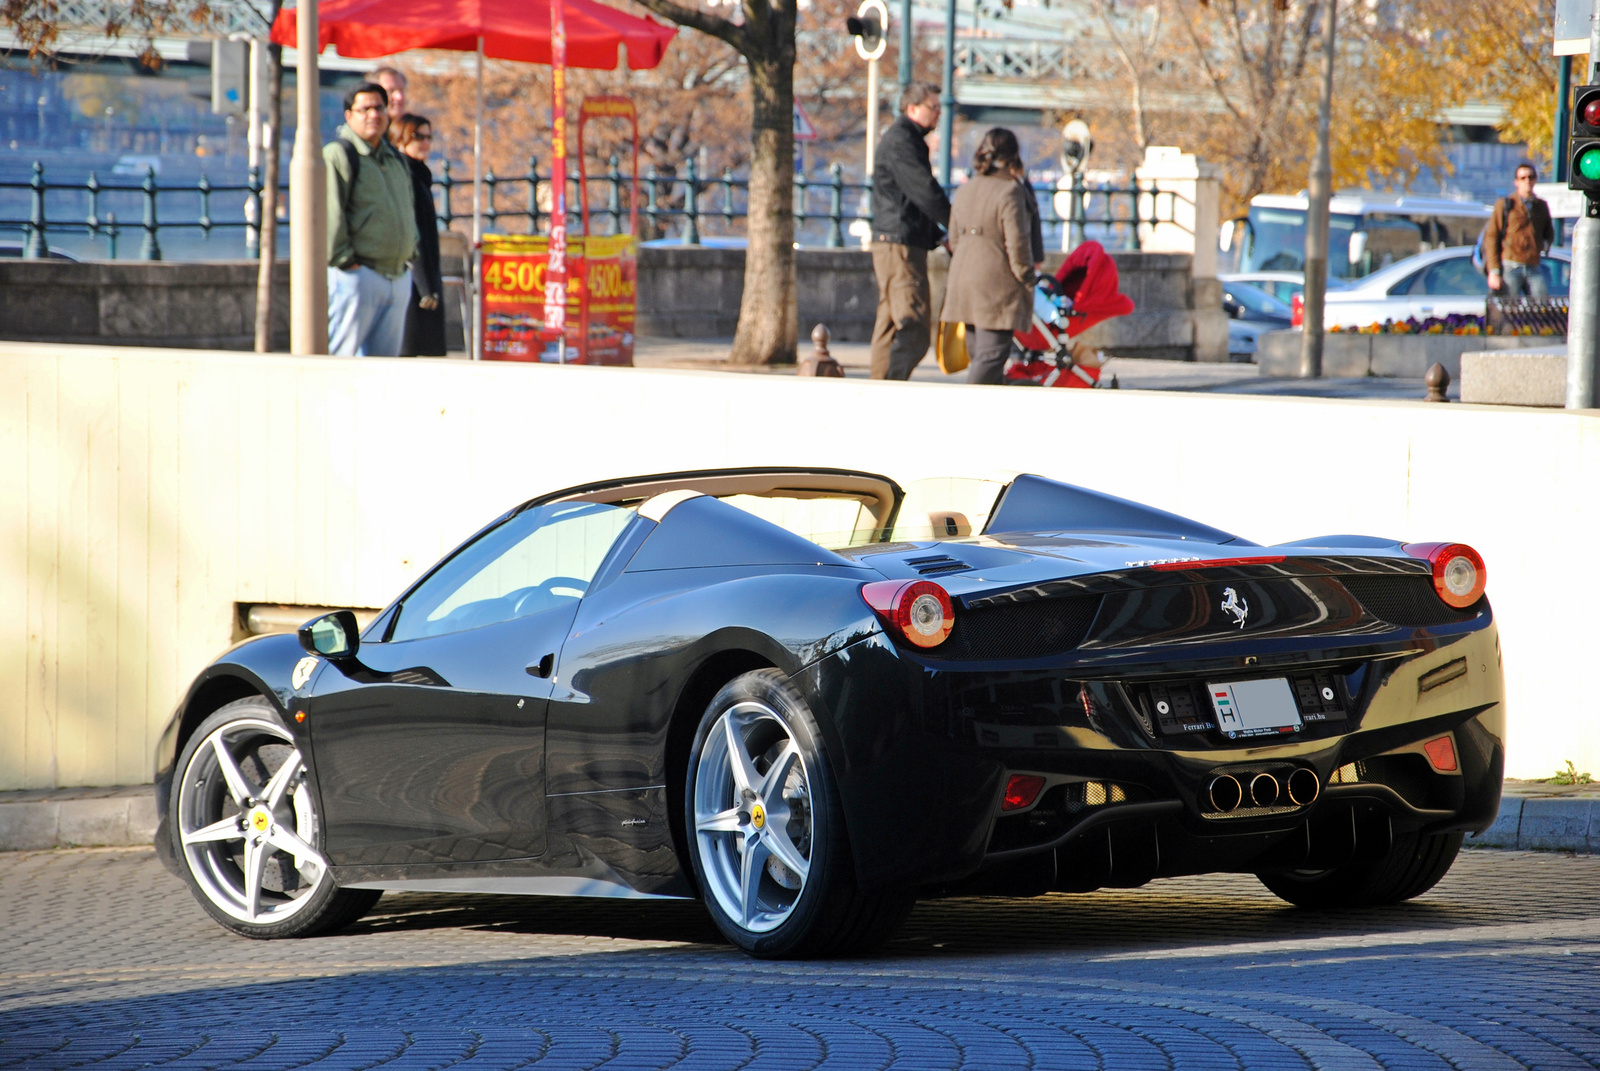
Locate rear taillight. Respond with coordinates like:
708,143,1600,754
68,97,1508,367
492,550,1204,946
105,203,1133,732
1290,292,1304,327
861,579,955,648
1403,542,1487,609
1001,774,1046,812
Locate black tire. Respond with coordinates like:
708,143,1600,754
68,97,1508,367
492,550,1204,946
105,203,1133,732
1257,830,1464,909
684,669,912,958
170,696,380,939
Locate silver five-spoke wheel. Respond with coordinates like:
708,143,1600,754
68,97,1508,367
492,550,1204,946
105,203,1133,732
176,711,328,926
693,698,815,933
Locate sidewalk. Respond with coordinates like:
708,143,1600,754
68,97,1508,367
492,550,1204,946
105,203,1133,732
629,337,1459,400
2,780,1592,852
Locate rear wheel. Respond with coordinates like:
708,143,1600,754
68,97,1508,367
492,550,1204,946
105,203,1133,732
1257,830,1464,909
685,669,911,958
171,697,380,938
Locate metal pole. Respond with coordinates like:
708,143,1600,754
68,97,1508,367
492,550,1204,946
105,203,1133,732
898,0,912,92
937,0,956,188
245,38,265,256
472,36,484,360
288,0,327,354
1568,0,1600,409
1556,55,1574,183
1297,0,1337,379
546,0,569,365
865,56,880,178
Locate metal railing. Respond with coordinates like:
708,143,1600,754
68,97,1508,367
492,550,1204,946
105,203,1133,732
2,156,1192,259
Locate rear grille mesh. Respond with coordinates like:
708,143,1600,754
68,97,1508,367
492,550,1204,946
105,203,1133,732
1341,576,1477,628
929,595,1101,660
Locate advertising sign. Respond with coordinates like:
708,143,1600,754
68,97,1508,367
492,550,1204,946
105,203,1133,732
480,233,636,364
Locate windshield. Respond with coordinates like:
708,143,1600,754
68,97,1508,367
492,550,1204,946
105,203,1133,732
1241,208,1359,277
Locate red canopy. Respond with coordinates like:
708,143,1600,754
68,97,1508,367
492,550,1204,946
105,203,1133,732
270,0,676,70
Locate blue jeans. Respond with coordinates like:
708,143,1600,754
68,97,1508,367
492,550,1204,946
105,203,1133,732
1499,261,1548,300
328,265,413,356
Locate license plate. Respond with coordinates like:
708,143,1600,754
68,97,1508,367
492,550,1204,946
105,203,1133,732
1207,678,1302,738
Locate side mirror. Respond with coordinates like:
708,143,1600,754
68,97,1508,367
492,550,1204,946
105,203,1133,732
299,610,360,659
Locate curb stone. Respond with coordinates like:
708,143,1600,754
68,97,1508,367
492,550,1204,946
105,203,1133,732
0,784,1593,853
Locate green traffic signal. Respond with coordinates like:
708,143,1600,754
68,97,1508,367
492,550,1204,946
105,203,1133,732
1580,146,1600,182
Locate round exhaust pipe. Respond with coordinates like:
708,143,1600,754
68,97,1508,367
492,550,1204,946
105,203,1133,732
1208,774,1243,813
1250,772,1280,808
1286,767,1321,806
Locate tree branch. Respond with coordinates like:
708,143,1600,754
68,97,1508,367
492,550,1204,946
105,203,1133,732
629,0,749,54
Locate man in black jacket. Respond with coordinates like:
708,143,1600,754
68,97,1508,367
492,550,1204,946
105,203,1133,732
870,83,951,379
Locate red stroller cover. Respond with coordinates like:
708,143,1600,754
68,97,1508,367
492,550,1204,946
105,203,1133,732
1053,240,1137,337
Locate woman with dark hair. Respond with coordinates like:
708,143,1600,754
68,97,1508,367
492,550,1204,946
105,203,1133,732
392,113,447,356
939,127,1036,384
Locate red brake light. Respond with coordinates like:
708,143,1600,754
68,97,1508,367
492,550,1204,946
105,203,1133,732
1422,735,1458,772
1291,292,1304,327
861,579,955,648
1148,555,1286,571
1403,542,1486,609
1001,774,1046,811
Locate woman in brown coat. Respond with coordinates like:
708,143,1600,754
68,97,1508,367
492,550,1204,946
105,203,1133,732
940,128,1036,384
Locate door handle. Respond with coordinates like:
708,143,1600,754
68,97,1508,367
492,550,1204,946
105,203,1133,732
526,653,555,678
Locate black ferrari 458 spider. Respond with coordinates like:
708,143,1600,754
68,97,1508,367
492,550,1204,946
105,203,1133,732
154,468,1503,957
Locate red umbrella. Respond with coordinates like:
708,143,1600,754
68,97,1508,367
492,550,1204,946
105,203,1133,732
272,0,673,359
269,0,674,69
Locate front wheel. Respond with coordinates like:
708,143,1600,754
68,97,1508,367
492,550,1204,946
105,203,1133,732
170,697,380,938
1257,830,1464,909
685,669,911,958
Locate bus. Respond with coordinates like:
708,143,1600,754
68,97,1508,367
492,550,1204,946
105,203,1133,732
1220,191,1491,282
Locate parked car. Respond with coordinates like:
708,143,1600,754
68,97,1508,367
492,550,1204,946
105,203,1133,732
1220,271,1314,306
1320,246,1570,330
1221,280,1292,359
154,468,1503,959
0,241,79,261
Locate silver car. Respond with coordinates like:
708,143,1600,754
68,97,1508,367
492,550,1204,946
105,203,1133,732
1321,246,1570,330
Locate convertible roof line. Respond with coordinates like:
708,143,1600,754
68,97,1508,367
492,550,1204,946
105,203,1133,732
639,489,705,522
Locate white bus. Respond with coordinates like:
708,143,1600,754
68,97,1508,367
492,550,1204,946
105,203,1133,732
1221,191,1491,282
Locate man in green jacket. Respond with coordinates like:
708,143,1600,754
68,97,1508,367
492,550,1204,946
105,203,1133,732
325,83,420,356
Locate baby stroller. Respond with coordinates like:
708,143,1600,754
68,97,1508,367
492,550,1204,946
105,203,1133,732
1006,240,1136,388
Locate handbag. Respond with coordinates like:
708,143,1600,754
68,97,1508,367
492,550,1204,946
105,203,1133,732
935,320,969,375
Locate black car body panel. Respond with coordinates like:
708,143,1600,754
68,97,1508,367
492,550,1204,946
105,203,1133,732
154,468,1504,902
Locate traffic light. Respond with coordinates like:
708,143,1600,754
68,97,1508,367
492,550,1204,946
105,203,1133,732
1568,83,1600,198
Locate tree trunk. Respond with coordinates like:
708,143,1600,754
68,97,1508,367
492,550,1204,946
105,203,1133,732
254,36,284,352
728,47,797,365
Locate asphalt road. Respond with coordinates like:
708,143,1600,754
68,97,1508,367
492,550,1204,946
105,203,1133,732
3,847,1598,1070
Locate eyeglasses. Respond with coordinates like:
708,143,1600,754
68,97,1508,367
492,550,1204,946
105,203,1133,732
349,105,386,116
1515,172,1535,182
413,132,433,141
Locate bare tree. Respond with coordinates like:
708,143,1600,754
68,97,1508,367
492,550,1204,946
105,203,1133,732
626,0,799,365
1093,0,1168,158
1,0,215,61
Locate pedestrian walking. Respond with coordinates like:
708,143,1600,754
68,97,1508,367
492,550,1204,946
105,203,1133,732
368,66,409,126
940,128,1036,385
393,114,447,357
1484,162,1554,299
869,83,951,380
324,82,420,358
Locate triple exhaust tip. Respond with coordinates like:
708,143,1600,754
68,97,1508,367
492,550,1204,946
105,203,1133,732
1207,768,1321,813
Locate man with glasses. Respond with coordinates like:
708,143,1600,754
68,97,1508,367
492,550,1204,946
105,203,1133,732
869,83,951,380
1484,162,1555,299
324,83,420,357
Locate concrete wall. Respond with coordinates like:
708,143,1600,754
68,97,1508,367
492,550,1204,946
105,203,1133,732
4,340,1596,789
3,249,1213,359
1258,331,1559,379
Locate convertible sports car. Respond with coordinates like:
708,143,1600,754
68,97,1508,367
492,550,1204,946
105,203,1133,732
153,468,1503,958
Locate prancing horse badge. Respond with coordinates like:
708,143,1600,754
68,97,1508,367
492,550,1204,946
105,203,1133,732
1220,587,1249,629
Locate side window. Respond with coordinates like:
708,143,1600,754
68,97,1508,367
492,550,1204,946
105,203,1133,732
1547,258,1571,297
1420,257,1485,296
390,503,634,641
1388,271,1424,297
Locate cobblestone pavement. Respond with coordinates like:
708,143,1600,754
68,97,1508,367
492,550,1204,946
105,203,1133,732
3,847,1598,1070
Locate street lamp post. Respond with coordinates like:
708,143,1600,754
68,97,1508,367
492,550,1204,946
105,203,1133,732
937,0,955,187
288,0,328,355
848,0,889,178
